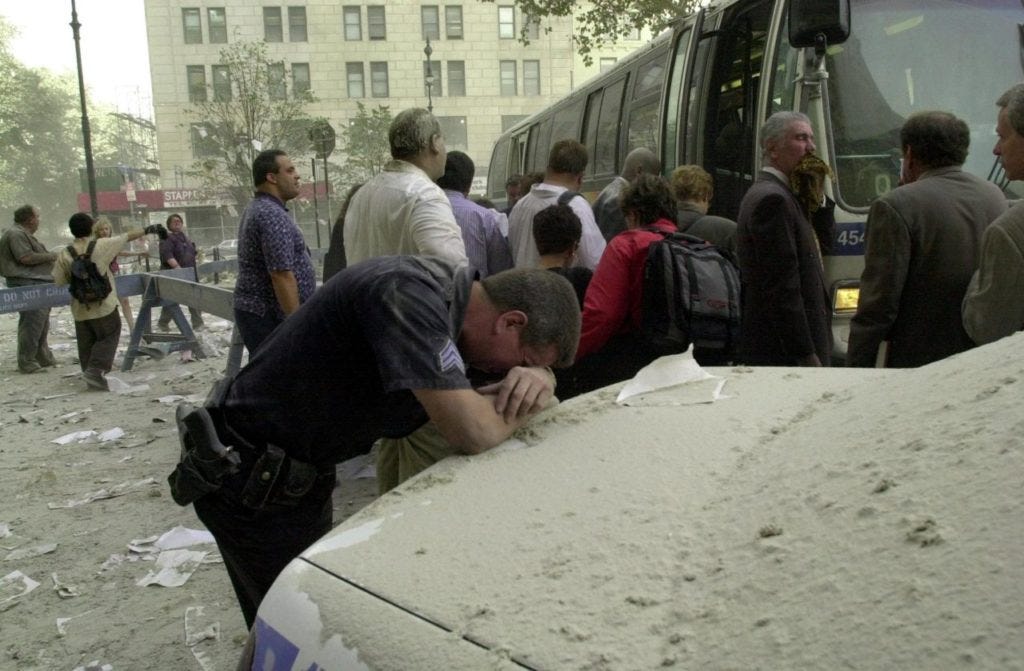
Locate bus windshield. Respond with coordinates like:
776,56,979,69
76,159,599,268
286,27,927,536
827,0,1024,209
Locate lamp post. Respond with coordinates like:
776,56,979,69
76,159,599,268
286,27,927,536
70,0,98,218
423,37,435,113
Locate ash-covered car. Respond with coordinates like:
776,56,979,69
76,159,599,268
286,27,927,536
242,336,1024,670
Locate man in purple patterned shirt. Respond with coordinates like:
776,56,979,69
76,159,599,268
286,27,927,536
233,149,315,353
437,151,513,278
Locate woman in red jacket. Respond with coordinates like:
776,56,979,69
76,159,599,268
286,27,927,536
570,173,678,395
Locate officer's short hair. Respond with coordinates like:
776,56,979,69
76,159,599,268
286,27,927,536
437,151,475,194
481,268,581,367
390,108,441,160
548,139,588,176
68,212,95,238
900,111,970,169
997,83,1024,136
253,149,287,187
13,205,37,225
533,204,581,256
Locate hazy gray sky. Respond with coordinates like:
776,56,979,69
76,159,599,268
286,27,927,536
2,0,151,115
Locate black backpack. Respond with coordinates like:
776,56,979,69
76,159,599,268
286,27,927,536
640,230,741,362
66,240,112,306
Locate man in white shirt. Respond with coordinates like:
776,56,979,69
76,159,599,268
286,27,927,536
343,108,466,265
508,139,605,270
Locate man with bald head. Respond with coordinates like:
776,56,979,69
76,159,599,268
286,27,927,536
592,147,662,241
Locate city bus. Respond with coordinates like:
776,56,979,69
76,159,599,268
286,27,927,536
486,0,1023,362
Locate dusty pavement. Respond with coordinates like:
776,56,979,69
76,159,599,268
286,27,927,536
0,302,378,671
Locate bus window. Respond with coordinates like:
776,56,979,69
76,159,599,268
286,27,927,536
488,136,510,200
594,77,628,176
826,0,1024,209
531,117,554,172
634,58,666,99
663,27,694,172
552,99,584,144
583,89,603,177
702,0,772,220
768,10,798,117
509,131,528,179
627,98,660,158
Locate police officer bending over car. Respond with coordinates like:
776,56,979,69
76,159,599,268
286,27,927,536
169,256,580,626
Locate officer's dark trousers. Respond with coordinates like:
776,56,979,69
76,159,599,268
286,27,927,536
193,468,333,628
74,310,121,373
7,277,53,371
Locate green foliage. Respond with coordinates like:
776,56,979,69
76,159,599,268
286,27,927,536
333,102,393,187
0,18,86,240
477,0,699,65
183,40,317,208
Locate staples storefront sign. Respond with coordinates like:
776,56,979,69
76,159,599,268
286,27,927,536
163,189,232,208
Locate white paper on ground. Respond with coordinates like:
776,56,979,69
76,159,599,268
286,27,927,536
136,549,208,587
47,477,158,509
107,376,151,394
51,430,97,445
616,348,728,406
0,522,10,538
156,525,215,550
0,570,40,610
4,542,57,562
98,427,125,442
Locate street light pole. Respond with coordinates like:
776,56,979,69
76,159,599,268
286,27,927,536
423,37,434,114
70,0,98,218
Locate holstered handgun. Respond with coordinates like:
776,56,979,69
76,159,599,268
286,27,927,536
167,402,242,506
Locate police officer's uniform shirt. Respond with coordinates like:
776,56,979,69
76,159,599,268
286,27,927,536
222,256,473,465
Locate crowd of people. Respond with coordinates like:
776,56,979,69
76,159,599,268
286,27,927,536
3,82,1022,626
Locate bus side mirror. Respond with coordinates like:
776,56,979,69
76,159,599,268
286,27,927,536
789,0,851,50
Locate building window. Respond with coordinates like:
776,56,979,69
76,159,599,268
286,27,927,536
524,60,540,95
211,65,231,101
370,62,389,98
186,65,206,103
627,27,642,40
343,6,361,40
421,6,440,40
288,7,307,42
524,14,539,40
182,8,202,44
423,61,442,97
346,62,365,98
437,116,468,152
367,6,386,39
292,63,311,97
447,61,466,96
498,6,515,39
600,57,617,73
263,7,283,42
445,6,463,39
268,63,286,100
190,123,220,158
207,8,227,43
499,60,517,95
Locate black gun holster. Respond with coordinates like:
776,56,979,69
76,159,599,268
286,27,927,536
168,391,241,506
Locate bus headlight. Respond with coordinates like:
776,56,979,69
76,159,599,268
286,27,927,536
833,285,859,313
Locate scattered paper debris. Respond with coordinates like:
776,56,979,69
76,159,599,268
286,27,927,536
0,523,10,539
616,349,728,406
4,542,57,562
185,605,220,671
51,573,80,598
98,427,125,442
0,570,40,611
156,526,215,550
107,376,151,394
72,661,113,671
157,395,186,404
136,549,208,587
51,430,97,445
56,608,96,636
48,477,158,509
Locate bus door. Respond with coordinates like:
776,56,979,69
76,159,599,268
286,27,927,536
662,16,701,174
693,0,775,220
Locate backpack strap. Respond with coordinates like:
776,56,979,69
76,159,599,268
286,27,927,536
66,244,77,258
85,239,97,258
558,190,583,207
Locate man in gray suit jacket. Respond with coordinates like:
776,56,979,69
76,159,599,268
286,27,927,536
849,111,1007,368
737,112,832,367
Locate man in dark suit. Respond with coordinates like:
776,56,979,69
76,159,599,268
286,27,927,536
848,111,1007,367
736,111,831,366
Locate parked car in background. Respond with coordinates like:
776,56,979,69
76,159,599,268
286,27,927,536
214,238,238,259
